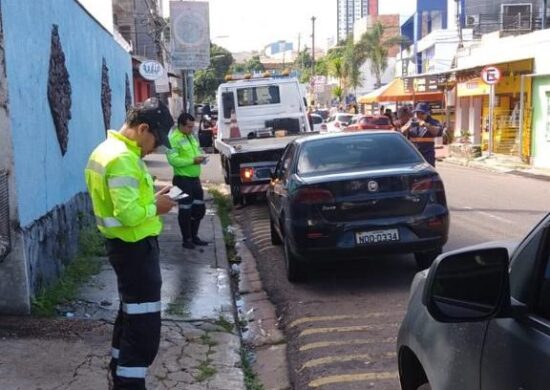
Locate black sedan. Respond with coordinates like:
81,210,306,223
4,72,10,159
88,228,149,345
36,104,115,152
266,131,449,282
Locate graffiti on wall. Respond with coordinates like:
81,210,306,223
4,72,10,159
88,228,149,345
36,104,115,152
125,73,132,113
47,25,72,156
101,58,112,131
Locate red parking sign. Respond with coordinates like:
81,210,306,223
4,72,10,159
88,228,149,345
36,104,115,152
481,66,501,85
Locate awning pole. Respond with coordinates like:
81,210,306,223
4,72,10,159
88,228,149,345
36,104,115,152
518,74,525,160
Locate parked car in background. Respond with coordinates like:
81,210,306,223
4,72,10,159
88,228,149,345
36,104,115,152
267,131,449,282
397,213,550,390
345,115,394,131
313,109,330,121
325,113,354,132
310,113,327,132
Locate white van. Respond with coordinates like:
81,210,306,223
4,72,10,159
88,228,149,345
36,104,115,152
215,76,311,140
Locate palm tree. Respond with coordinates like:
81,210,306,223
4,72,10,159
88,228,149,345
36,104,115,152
328,57,347,90
343,38,362,97
356,22,406,88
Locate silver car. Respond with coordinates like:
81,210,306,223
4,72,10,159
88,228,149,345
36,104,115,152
397,213,550,390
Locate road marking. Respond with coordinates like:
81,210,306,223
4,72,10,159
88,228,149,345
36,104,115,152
299,337,397,352
299,324,398,337
300,352,396,371
308,371,398,387
476,210,513,224
290,313,403,328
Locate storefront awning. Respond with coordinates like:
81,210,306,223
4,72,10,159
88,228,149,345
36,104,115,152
358,83,392,104
358,78,444,103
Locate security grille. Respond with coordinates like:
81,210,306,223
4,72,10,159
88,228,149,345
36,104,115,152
0,171,10,262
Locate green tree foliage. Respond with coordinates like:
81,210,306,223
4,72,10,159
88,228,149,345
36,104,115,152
245,55,265,73
355,21,406,88
194,43,234,103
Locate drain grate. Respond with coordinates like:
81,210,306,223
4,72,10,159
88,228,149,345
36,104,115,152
0,171,10,261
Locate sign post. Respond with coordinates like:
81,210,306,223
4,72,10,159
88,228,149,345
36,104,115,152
481,66,501,156
170,1,210,115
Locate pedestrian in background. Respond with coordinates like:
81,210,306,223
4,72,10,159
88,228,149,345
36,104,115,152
167,112,209,249
392,106,412,130
400,102,443,166
84,97,176,389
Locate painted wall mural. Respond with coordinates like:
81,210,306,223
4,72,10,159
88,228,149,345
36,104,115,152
47,24,72,156
101,57,112,131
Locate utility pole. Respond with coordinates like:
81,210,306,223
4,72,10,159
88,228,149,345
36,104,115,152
311,16,316,75
144,0,169,104
543,0,548,29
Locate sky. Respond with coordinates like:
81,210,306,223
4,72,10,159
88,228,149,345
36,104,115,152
163,0,416,53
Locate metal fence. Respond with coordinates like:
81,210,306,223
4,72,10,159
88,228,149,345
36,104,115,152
0,171,10,262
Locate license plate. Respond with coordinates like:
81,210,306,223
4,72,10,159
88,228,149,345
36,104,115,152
356,229,400,245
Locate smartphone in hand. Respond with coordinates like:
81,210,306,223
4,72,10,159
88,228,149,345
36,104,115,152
167,187,189,201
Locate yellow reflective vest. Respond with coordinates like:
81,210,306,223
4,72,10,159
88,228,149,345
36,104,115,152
85,130,161,242
166,129,201,178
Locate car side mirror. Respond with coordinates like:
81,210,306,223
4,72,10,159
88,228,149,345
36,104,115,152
422,247,510,323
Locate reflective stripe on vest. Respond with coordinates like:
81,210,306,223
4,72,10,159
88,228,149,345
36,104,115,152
409,137,434,143
179,204,192,209
117,366,147,379
86,160,105,175
122,301,161,315
108,176,139,189
96,216,123,228
193,200,205,205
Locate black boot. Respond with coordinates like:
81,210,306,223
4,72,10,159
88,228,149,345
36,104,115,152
192,237,209,246
182,240,195,249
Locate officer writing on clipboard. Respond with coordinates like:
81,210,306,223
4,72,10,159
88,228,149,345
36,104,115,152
85,97,175,389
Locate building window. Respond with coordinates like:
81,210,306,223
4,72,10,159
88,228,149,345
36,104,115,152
501,4,532,31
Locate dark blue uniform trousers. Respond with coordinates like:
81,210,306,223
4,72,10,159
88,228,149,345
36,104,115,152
106,236,161,390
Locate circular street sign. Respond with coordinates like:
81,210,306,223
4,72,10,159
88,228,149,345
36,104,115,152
139,60,164,81
481,66,502,85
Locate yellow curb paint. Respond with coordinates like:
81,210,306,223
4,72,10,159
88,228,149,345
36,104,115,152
308,371,398,388
289,313,403,328
299,324,398,337
299,352,396,371
299,337,397,352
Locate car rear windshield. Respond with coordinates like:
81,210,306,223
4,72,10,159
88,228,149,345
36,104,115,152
297,133,423,175
365,117,391,125
337,114,354,123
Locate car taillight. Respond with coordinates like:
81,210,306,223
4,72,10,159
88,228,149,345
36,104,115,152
334,122,341,128
240,167,255,182
321,124,327,130
294,188,335,204
411,177,433,193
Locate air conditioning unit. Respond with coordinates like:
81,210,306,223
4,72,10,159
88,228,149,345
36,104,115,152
465,14,480,27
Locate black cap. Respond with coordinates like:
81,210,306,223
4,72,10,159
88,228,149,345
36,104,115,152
134,97,174,147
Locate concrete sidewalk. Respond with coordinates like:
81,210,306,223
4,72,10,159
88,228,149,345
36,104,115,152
0,152,246,390
437,144,550,181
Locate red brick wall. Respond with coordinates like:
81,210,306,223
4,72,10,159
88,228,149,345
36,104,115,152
369,0,378,16
367,14,401,57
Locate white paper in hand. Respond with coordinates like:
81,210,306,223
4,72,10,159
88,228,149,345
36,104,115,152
167,187,189,200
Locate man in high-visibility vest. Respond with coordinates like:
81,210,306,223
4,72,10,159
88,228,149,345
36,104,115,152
85,97,175,389
166,112,208,249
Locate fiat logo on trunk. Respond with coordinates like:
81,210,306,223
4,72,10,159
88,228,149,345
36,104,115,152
367,180,379,192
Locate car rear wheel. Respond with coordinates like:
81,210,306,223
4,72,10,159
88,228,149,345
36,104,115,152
414,247,442,270
270,217,282,246
284,237,305,282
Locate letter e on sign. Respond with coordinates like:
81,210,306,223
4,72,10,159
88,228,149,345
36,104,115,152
481,66,501,85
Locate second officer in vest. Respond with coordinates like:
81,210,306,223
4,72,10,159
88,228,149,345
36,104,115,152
167,112,209,249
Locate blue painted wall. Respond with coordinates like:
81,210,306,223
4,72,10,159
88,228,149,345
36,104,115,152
2,0,132,227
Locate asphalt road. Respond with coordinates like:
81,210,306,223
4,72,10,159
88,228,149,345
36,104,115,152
232,162,550,390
